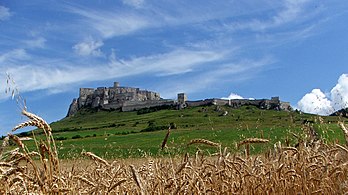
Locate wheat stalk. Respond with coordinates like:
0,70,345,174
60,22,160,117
81,151,110,166
161,127,171,150
238,138,269,148
130,165,145,195
187,139,220,147
339,122,348,146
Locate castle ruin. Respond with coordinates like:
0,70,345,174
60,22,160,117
67,82,292,117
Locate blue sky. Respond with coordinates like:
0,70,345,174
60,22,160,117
0,0,348,135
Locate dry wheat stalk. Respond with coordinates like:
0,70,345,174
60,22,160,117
187,139,220,147
107,178,127,193
12,120,42,132
73,175,96,187
335,144,348,153
0,136,9,156
8,134,24,150
238,138,269,148
130,165,145,195
161,127,171,150
339,122,348,146
281,147,298,153
21,110,51,132
81,151,110,167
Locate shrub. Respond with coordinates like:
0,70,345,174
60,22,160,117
141,125,167,132
56,136,67,140
170,122,177,129
72,135,82,139
132,121,139,127
19,131,30,137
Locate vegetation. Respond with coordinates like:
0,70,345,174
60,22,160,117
1,109,348,193
11,105,347,158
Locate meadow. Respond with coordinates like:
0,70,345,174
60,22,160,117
1,105,348,193
19,105,347,158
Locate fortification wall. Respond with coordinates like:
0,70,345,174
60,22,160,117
101,101,122,110
121,100,175,112
280,102,291,111
186,99,214,107
67,82,292,117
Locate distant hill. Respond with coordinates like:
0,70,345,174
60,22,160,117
330,108,348,118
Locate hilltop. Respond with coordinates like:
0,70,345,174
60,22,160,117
331,108,348,118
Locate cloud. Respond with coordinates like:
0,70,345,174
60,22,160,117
73,39,104,57
297,74,348,115
331,74,348,110
297,89,333,115
222,93,244,100
123,49,224,76
0,49,30,63
122,0,144,8
24,37,46,49
223,0,313,32
0,6,11,21
157,57,272,99
67,6,150,38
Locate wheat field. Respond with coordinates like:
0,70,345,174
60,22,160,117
1,110,348,194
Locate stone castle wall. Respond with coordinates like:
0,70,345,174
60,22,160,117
67,82,292,117
67,82,163,116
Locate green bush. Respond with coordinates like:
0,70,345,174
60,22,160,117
141,125,167,132
72,135,82,139
56,136,67,140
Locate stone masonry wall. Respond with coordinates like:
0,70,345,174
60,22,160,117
66,82,292,117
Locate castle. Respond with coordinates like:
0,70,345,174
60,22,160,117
67,82,292,117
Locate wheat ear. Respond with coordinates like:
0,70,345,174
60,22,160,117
187,139,220,147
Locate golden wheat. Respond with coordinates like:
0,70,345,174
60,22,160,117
237,138,269,147
187,138,220,147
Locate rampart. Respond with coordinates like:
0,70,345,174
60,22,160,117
67,82,292,117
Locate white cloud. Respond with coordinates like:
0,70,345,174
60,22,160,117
125,49,224,76
122,0,144,8
297,89,333,115
225,0,312,32
273,0,310,26
157,57,272,99
0,49,30,63
67,6,150,38
222,93,244,100
73,39,104,57
297,74,348,115
0,6,11,21
331,74,348,110
24,37,46,49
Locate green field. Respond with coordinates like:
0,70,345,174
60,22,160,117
20,105,347,158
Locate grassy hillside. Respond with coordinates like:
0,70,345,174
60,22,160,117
22,105,347,158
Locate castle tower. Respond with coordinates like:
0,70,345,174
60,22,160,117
178,93,187,104
114,82,120,88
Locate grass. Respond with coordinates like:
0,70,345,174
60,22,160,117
16,105,347,158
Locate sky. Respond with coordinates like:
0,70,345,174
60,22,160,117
0,0,348,135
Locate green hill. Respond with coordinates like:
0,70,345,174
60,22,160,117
22,105,347,158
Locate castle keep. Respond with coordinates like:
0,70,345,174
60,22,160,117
67,82,291,117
